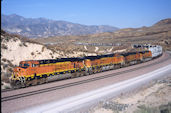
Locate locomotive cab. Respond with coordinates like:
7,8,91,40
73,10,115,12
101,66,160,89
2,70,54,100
10,60,40,88
19,61,30,68
19,61,39,68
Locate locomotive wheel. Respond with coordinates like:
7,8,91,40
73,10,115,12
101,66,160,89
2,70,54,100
31,79,38,86
97,69,101,73
119,64,122,68
83,72,88,76
44,78,48,83
76,72,81,77
25,81,32,87
71,73,78,78
79,72,84,77
37,78,46,84
88,71,92,75
13,81,22,89
37,79,41,85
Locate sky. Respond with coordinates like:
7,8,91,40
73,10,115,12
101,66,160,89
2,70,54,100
1,0,171,28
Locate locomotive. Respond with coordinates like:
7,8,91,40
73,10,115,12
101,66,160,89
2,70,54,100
10,45,162,88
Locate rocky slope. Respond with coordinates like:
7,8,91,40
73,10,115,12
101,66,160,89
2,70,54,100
2,14,118,38
35,18,171,52
87,18,171,50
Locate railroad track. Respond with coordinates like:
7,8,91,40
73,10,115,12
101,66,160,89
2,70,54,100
1,88,14,93
2,53,171,102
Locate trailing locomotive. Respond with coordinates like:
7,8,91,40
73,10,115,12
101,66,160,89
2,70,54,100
10,45,162,88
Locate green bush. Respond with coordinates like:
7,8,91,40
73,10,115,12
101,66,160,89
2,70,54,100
134,105,158,113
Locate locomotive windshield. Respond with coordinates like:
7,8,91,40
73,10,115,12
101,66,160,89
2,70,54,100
19,63,30,68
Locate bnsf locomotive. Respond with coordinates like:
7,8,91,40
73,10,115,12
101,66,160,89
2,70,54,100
10,45,162,88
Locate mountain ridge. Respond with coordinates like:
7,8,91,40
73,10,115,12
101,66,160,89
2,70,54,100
1,14,119,38
153,18,171,26
34,18,171,52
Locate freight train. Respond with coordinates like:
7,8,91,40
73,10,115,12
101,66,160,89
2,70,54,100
10,45,163,88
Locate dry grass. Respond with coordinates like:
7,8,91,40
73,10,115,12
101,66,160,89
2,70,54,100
33,24,171,53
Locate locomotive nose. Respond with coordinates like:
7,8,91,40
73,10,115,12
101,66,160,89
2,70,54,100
11,67,22,79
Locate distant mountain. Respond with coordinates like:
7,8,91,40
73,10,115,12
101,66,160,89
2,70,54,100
34,18,171,52
153,18,171,26
1,14,119,38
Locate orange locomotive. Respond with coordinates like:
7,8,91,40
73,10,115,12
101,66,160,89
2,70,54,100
10,58,85,87
140,51,152,61
10,51,152,88
84,54,124,74
121,52,143,65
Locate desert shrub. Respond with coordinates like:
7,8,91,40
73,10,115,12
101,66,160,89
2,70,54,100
6,37,10,42
134,105,158,113
31,52,34,56
11,34,22,39
19,43,23,47
13,38,18,42
1,72,10,83
2,58,7,62
6,60,15,67
49,53,52,55
42,46,45,52
21,37,43,45
1,29,6,35
7,68,13,73
4,84,11,89
1,44,8,49
3,64,8,69
45,45,56,53
23,42,28,47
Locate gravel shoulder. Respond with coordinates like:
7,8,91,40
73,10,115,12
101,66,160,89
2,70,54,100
91,76,171,113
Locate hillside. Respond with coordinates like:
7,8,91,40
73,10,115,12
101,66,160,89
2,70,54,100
34,18,171,51
1,30,97,88
1,14,119,38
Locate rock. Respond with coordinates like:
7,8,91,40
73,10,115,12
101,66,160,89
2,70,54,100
102,101,129,111
1,82,12,89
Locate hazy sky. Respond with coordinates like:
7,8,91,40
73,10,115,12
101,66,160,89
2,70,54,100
2,0,171,28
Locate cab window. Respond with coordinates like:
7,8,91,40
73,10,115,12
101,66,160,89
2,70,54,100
20,63,30,68
32,64,37,67
24,63,30,67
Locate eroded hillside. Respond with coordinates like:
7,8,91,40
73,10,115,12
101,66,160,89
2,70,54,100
1,30,97,88
34,18,171,51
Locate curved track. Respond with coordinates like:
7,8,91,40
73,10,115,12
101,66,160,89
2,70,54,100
2,52,171,113
2,52,170,102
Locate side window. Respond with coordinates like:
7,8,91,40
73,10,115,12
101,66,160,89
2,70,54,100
32,64,37,67
24,63,30,67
